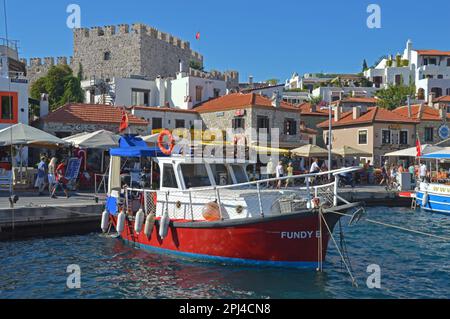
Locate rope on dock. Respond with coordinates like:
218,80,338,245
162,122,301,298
332,211,450,242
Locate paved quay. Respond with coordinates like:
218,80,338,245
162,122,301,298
337,186,412,207
0,191,105,241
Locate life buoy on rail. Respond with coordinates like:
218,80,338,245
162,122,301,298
158,130,175,156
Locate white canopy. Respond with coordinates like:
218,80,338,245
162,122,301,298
0,123,69,148
333,146,372,157
291,144,332,157
384,145,443,157
140,133,160,144
63,130,120,149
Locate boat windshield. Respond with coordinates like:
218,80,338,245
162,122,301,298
231,165,249,184
210,164,233,186
181,164,211,188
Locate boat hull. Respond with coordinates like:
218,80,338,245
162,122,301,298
111,210,344,268
416,191,450,216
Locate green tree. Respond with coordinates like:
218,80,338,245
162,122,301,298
77,63,83,81
362,59,369,72
30,65,84,111
309,96,324,106
375,84,416,110
265,78,279,86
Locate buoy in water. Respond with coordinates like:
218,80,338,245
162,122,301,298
134,209,145,234
144,213,156,238
117,211,126,234
159,211,170,239
101,210,110,233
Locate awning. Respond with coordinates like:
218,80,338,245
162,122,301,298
421,148,450,159
333,146,372,157
109,135,165,158
0,123,69,148
290,144,332,157
385,145,443,157
64,130,120,149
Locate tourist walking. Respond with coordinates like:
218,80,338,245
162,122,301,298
275,161,284,189
51,158,70,199
48,157,58,194
379,163,389,186
35,156,48,196
285,162,294,188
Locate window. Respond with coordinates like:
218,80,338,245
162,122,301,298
447,88,450,96
231,165,249,184
425,127,434,142
232,117,245,129
175,119,185,128
284,118,297,135
0,93,17,123
429,58,437,65
381,129,391,144
210,164,233,186
358,130,368,145
447,58,450,67
152,117,162,130
213,88,221,98
395,74,402,85
399,130,408,145
131,89,150,106
424,58,428,66
181,164,211,188
195,86,203,102
104,51,111,61
162,164,178,188
438,75,444,79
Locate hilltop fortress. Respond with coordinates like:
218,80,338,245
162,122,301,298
23,23,237,88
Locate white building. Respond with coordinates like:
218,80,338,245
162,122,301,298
0,39,29,130
364,39,450,100
81,62,228,110
312,86,378,103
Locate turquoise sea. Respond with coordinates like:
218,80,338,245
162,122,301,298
0,207,449,299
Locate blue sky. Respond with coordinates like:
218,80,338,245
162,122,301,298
2,0,450,83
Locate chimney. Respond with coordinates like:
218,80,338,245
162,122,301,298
249,75,253,86
440,105,447,121
179,59,184,73
407,96,412,118
271,92,280,108
428,92,436,107
418,103,424,119
40,94,49,118
353,106,361,120
339,91,344,101
334,106,342,122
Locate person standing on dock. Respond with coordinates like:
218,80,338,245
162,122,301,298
275,161,284,189
419,163,428,183
35,156,48,196
285,162,294,188
48,157,57,194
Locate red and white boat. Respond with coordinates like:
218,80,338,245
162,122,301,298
101,136,363,268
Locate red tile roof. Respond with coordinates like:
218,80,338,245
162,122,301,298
317,107,418,128
129,106,198,114
298,102,330,117
42,104,149,126
194,93,299,113
416,49,450,56
393,104,446,121
433,95,450,103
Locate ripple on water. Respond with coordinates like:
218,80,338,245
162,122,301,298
0,207,449,299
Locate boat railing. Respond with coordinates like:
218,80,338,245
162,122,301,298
123,167,360,221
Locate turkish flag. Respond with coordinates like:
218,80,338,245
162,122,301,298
416,138,422,157
195,32,200,40
119,110,129,133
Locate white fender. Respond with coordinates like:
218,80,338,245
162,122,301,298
159,211,170,239
144,213,156,238
117,211,126,234
422,192,429,207
101,210,110,233
134,209,145,234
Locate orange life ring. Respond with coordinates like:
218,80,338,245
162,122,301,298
158,130,175,156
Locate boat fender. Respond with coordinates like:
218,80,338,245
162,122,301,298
117,211,126,234
134,209,145,234
101,210,110,233
159,211,171,239
144,213,156,238
422,192,429,207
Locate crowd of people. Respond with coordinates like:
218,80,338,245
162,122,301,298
34,155,70,198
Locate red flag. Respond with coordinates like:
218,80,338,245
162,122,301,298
119,109,129,133
195,32,200,40
416,138,422,157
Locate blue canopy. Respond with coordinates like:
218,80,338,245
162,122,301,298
109,135,165,158
422,153,450,160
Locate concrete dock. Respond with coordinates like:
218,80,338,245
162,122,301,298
0,192,104,241
0,186,411,241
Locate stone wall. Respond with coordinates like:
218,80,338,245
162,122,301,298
42,121,148,137
23,56,73,87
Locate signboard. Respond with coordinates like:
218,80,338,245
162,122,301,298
65,157,82,181
439,124,450,140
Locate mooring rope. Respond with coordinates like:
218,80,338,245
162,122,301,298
333,211,450,242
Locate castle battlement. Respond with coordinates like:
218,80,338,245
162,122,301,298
73,23,201,60
189,68,239,81
22,56,73,67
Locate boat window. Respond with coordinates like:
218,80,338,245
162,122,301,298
181,164,211,188
210,164,233,186
162,164,178,188
231,165,249,184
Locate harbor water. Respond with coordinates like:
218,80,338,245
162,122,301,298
0,207,449,299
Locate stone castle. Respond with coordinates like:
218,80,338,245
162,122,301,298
24,23,238,89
